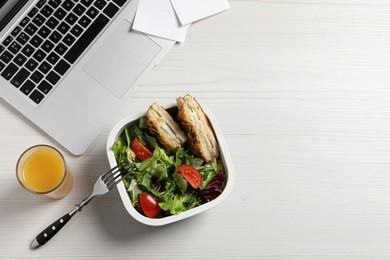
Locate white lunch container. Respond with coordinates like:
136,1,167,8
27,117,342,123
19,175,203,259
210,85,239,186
106,102,235,226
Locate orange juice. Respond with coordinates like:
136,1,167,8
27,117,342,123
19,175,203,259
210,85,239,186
22,148,65,192
16,145,73,199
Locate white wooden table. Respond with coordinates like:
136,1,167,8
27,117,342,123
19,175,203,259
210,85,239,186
2,0,390,258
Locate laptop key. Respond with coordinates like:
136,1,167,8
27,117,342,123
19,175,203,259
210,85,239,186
41,5,54,18
19,17,30,27
31,70,44,84
63,34,76,46
28,7,39,18
47,52,60,65
30,35,44,48
25,59,39,71
32,14,46,27
41,40,55,53
94,0,107,10
0,50,14,63
73,4,87,16
20,80,36,96
57,22,71,34
25,23,38,36
103,3,120,18
70,24,84,37
112,0,127,7
37,80,53,94
46,71,60,85
11,26,22,37
62,0,75,11
64,14,109,64
54,43,68,55
49,31,62,43
38,25,51,39
48,0,62,8
54,59,71,75
38,61,52,74
3,36,13,46
21,44,35,57
29,90,45,104
86,6,99,19
54,7,67,21
11,68,30,88
8,42,22,55
0,61,5,71
78,15,91,28
65,13,78,25
13,53,28,66
46,17,60,30
36,0,46,9
81,0,94,7
33,49,46,62
16,32,30,45
1,63,19,80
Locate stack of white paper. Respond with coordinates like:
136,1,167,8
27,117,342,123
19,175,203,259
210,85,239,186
133,0,230,43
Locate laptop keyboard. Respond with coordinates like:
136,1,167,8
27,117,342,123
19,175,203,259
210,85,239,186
0,0,128,105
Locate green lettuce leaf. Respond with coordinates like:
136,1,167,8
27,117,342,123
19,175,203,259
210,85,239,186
197,158,219,189
112,137,127,164
159,194,186,215
173,172,188,195
128,179,141,206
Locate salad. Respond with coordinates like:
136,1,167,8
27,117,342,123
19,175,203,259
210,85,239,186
112,104,226,218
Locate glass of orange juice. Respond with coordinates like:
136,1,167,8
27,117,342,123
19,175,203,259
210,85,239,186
16,145,74,199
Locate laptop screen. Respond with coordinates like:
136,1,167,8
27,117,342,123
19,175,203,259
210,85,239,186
0,0,28,31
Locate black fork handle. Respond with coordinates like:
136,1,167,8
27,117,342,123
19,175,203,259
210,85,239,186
30,163,133,249
31,213,73,249
30,204,82,249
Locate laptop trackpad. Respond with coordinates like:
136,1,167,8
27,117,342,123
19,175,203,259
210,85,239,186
83,20,161,98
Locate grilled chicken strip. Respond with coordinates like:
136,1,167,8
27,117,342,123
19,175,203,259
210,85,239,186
147,102,187,149
176,94,219,162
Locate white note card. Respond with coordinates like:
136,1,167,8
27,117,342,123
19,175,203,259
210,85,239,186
132,0,190,42
169,0,230,26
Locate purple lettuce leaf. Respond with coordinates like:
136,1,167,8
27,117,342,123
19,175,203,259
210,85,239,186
200,172,225,201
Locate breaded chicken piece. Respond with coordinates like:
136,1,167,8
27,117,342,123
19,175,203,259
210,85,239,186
176,94,219,162
147,102,187,149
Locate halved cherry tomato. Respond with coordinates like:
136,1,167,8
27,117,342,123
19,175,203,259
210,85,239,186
140,192,161,218
131,137,153,161
177,164,202,189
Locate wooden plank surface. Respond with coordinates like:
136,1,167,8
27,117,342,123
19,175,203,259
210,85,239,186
1,0,390,258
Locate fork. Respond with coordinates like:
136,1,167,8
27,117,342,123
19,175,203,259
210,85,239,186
30,162,134,249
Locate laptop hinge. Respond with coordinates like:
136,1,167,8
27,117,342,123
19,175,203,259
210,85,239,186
0,0,29,32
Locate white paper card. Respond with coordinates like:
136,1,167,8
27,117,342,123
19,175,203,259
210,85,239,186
132,0,190,42
169,0,230,26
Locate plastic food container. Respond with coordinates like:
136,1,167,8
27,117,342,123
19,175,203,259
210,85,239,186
106,102,235,226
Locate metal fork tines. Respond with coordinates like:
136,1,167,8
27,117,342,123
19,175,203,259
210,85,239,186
31,162,133,249
75,163,133,210
101,163,131,191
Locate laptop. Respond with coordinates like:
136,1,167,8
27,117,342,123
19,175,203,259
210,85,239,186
0,0,174,155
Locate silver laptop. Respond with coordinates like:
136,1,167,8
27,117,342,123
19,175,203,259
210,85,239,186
0,0,174,155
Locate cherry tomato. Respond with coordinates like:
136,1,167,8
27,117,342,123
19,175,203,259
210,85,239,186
140,192,161,218
177,164,202,189
131,137,153,161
